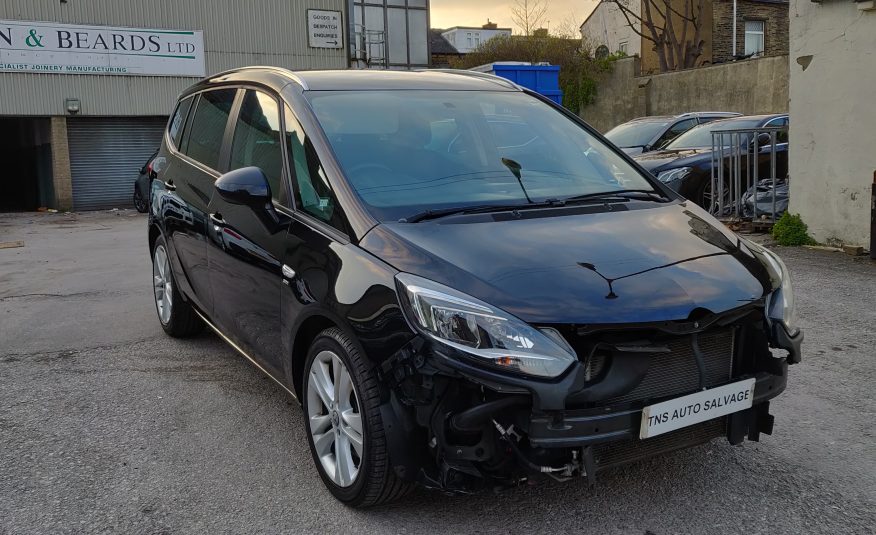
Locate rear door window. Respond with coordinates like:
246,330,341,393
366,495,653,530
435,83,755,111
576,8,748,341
184,88,237,170
229,90,285,204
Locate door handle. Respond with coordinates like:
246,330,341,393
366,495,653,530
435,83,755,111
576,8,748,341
210,213,225,230
282,264,296,280
164,179,176,191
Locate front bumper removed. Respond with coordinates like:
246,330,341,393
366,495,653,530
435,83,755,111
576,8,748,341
378,317,801,492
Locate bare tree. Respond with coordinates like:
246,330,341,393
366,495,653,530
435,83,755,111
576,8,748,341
605,0,707,71
510,0,548,36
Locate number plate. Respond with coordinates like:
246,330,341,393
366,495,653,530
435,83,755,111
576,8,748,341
640,378,756,439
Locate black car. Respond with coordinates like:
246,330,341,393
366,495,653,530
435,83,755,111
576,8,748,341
605,112,741,156
634,114,789,209
133,150,158,213
147,68,802,507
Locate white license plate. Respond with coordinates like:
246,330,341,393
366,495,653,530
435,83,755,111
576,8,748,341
640,378,756,439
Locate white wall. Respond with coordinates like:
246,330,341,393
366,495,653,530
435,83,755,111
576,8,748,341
579,0,641,56
789,0,875,246
441,28,512,53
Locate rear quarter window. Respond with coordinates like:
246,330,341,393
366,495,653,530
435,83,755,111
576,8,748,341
168,97,194,150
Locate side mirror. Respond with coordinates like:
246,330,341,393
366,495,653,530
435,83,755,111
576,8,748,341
215,167,271,208
754,132,772,147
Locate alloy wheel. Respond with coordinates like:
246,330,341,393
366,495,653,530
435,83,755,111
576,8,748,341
153,244,173,325
307,350,364,488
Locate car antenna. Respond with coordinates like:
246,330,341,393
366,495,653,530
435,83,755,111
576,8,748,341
500,157,533,204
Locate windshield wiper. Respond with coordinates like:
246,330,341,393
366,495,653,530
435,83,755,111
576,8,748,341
400,200,566,223
561,189,669,204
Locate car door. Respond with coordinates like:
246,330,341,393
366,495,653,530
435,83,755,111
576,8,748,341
161,88,238,316
760,116,789,179
206,88,293,378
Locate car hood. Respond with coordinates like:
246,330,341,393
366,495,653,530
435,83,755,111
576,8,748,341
359,202,771,324
634,148,712,173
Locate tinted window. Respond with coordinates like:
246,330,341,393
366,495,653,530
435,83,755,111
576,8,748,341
307,90,656,222
185,89,237,170
605,120,671,148
764,117,789,143
666,117,765,150
169,97,194,149
653,118,697,149
284,106,344,230
230,90,284,203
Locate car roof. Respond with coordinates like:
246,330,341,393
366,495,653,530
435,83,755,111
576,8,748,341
708,113,788,126
626,111,741,124
185,67,523,96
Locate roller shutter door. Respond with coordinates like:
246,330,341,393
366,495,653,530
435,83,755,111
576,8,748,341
68,118,167,211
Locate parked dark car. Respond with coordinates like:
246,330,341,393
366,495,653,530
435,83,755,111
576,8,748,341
605,112,741,155
133,150,158,213
147,68,802,507
634,114,789,210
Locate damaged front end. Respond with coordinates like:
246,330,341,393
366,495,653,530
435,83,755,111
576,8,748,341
377,270,802,494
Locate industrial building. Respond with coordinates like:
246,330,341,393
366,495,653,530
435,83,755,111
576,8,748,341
0,0,430,211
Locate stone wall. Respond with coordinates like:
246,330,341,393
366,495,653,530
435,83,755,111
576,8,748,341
712,0,790,64
580,55,789,133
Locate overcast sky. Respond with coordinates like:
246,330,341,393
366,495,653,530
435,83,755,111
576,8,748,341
430,0,599,34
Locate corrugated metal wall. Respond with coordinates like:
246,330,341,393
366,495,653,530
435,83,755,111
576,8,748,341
68,117,166,210
0,0,348,116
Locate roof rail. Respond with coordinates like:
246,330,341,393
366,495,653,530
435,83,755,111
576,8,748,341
421,68,523,91
210,65,309,90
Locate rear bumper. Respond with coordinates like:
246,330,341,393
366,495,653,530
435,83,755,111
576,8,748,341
526,369,786,448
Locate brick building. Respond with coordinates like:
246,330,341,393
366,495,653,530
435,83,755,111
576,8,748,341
711,0,789,64
615,0,790,74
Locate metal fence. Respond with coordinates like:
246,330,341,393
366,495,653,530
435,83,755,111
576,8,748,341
710,126,789,221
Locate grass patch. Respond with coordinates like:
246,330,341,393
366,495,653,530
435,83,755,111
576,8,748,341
772,213,817,246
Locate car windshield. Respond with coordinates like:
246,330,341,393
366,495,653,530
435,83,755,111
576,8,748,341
666,117,765,150
306,90,656,221
605,120,670,148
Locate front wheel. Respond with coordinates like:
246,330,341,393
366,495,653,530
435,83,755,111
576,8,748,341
302,328,412,507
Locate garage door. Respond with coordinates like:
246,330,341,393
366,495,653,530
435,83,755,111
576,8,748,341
68,118,167,211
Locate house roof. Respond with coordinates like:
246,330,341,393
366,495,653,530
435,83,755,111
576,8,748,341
442,26,513,32
429,29,460,55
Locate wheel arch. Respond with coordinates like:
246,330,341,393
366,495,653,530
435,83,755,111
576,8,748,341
288,312,344,400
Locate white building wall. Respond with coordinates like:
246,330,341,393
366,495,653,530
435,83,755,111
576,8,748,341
579,1,641,56
441,28,511,53
789,0,875,246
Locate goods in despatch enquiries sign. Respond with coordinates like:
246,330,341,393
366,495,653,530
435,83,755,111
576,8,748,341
307,10,343,49
0,20,205,77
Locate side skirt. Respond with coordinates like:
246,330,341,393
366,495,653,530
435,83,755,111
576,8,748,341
192,309,299,401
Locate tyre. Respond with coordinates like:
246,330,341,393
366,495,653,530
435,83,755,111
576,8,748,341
695,178,731,215
302,327,412,507
133,188,148,213
151,235,203,337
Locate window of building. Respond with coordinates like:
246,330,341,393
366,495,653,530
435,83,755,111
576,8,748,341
474,34,481,47
229,90,285,204
467,32,472,48
744,21,765,56
284,106,344,229
618,41,628,54
184,88,237,170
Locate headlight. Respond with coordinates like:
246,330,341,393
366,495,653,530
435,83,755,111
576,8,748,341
395,273,577,378
657,167,692,184
743,239,798,335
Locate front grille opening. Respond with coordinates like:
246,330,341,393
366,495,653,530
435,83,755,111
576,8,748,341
569,327,737,406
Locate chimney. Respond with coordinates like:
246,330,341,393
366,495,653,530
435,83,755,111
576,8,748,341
482,19,498,30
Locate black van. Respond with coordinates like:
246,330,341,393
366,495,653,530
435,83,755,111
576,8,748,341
147,67,802,507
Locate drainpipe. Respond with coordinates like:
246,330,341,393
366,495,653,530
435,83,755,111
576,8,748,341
732,0,738,57
870,171,875,260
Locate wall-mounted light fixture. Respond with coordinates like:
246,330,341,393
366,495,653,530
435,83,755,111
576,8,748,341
65,98,81,115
